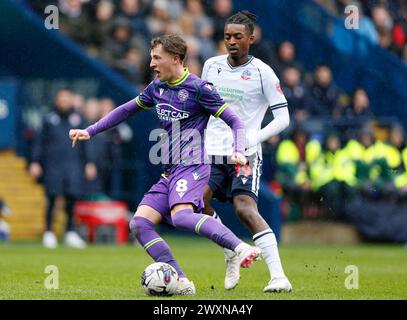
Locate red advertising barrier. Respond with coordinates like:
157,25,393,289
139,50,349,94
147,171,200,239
74,201,129,244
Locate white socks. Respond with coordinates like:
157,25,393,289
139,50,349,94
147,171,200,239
253,229,285,279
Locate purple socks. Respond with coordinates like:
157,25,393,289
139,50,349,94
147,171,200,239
129,216,186,278
130,209,243,279
171,209,242,250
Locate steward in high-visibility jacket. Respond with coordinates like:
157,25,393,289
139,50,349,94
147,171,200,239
365,139,401,189
394,147,407,189
276,128,311,190
342,131,374,188
308,134,356,191
387,125,407,190
307,132,355,217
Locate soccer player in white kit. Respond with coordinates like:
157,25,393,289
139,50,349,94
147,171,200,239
202,11,292,292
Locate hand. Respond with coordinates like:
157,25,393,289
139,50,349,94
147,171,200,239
69,129,90,148
29,162,43,179
85,163,97,181
231,152,247,166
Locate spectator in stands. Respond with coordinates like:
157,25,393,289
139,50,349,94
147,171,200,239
117,0,151,43
89,0,116,51
250,24,277,68
343,88,373,120
389,125,407,193
183,0,211,36
146,0,171,36
181,0,216,63
117,47,145,86
343,126,375,191
71,92,85,115
197,19,217,63
281,66,311,124
380,124,407,199
83,98,122,199
371,5,398,53
58,0,92,46
211,0,233,42
363,129,399,197
276,127,313,220
274,41,303,78
391,4,407,57
312,130,353,218
152,0,184,21
350,2,380,45
308,64,340,117
100,16,148,76
29,88,91,249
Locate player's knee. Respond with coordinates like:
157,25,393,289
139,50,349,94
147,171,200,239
235,204,255,221
171,209,190,229
234,197,260,224
129,216,152,235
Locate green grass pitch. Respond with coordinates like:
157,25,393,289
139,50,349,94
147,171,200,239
1,236,406,300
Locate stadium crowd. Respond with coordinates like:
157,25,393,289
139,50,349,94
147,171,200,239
25,0,407,223
314,0,407,64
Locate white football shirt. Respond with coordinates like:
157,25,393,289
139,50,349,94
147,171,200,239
202,54,288,157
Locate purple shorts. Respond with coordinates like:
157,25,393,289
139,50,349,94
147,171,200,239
138,164,210,226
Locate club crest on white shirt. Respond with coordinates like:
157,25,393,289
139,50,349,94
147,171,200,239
241,70,252,80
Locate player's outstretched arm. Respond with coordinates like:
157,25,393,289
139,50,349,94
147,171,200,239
85,99,142,139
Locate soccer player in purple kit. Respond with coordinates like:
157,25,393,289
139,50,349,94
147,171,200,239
69,34,260,295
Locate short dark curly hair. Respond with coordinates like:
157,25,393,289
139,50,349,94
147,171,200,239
225,10,258,34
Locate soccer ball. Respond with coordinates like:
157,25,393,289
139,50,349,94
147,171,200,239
141,262,179,296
